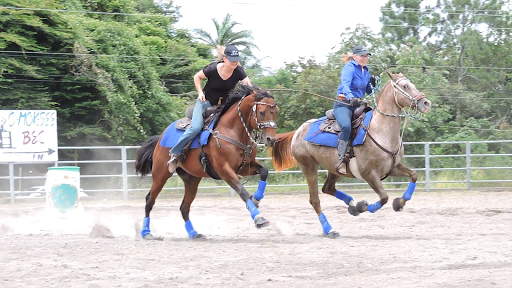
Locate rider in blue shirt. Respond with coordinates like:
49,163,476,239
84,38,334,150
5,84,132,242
334,45,375,174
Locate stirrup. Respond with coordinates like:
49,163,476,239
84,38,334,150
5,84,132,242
167,152,185,166
336,159,347,175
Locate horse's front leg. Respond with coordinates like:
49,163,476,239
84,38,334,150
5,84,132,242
246,162,269,207
357,170,389,214
388,163,418,212
321,172,360,216
219,164,269,228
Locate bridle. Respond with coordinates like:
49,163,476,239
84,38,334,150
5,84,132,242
238,95,278,145
391,77,426,110
373,77,426,119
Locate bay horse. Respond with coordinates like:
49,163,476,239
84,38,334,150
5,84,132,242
271,71,431,238
135,85,278,240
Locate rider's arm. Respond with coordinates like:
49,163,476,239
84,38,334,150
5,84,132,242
237,66,251,86
365,80,372,95
337,64,355,99
194,70,207,101
241,76,252,86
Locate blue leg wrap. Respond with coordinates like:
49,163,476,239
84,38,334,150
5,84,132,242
367,201,383,213
335,190,354,206
318,213,332,235
402,182,416,201
141,217,151,238
185,220,198,239
253,180,266,201
246,199,261,220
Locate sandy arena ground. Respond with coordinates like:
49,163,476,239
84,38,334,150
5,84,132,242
1,190,511,288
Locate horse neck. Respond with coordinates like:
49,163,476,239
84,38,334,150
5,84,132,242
218,96,254,142
371,84,403,146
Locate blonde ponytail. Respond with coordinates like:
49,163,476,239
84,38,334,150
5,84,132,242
216,45,226,61
342,52,354,63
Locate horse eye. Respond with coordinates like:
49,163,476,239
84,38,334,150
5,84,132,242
259,111,264,117
404,85,409,90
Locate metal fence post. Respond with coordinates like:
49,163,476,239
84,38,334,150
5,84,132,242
425,142,430,192
466,142,471,190
121,147,128,201
9,163,15,204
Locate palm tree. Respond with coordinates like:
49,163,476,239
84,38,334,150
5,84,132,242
193,14,258,64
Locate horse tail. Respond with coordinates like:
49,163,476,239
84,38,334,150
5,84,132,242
272,130,296,171
135,135,160,177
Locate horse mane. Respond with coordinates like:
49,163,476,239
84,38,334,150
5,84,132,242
214,84,274,128
375,72,404,102
375,81,391,102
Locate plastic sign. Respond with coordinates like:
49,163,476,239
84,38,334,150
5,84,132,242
0,110,58,162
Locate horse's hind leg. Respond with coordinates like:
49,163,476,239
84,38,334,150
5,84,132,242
388,163,418,212
321,172,359,216
357,170,389,214
176,168,205,239
296,161,339,239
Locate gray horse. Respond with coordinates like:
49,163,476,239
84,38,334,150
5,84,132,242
272,71,432,238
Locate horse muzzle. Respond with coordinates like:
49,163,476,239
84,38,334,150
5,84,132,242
265,136,276,147
417,98,432,114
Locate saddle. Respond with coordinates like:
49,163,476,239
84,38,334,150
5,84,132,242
319,103,372,142
172,104,226,180
174,104,224,131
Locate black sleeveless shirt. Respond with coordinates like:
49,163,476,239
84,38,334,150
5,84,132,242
202,61,247,105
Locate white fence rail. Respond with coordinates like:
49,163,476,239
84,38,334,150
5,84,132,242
1,140,511,204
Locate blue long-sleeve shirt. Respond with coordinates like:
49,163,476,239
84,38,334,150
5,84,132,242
336,60,372,100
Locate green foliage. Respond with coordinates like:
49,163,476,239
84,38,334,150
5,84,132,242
0,0,208,145
0,0,510,167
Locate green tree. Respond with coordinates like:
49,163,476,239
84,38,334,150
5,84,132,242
193,13,258,66
380,0,424,48
0,0,210,145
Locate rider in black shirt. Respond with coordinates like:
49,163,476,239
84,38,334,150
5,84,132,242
167,45,252,173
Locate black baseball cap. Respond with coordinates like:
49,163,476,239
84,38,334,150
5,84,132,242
353,45,371,56
224,45,241,62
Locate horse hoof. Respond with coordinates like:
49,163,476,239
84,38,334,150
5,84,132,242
192,233,207,240
327,231,340,239
356,200,368,213
254,216,269,229
143,234,163,241
393,197,404,212
348,205,360,216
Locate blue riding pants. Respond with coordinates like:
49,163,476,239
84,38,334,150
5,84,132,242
170,100,211,155
333,102,356,142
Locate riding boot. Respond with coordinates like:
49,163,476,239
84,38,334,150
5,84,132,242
167,152,185,174
335,140,349,175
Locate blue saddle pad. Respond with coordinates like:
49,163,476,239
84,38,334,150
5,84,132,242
159,120,215,149
304,110,374,148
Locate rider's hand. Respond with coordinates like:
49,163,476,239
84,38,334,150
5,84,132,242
370,76,377,87
198,92,206,102
349,97,359,106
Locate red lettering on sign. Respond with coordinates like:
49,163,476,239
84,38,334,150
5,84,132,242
22,131,31,145
38,131,44,144
22,130,45,145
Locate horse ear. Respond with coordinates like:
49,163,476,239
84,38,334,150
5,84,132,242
386,70,396,81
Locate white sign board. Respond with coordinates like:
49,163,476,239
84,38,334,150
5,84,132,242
0,110,58,162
